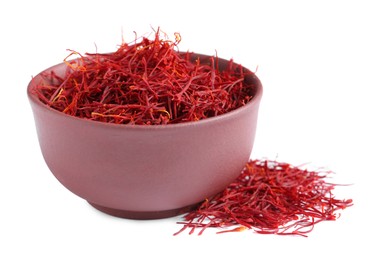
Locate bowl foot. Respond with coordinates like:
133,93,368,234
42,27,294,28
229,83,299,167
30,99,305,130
88,202,198,220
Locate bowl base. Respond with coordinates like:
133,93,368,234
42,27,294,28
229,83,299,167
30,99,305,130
88,202,198,220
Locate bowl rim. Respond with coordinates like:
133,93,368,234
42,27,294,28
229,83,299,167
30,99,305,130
27,54,263,130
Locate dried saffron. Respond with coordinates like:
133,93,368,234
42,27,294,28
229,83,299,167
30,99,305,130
31,29,352,236
32,29,255,125
175,159,353,236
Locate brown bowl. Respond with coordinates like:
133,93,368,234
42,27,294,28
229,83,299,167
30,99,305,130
27,53,263,219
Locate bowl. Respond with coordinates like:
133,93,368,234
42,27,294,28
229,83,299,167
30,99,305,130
27,53,263,219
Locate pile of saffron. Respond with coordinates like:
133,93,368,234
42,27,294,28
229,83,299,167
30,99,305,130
175,159,353,236
33,29,254,125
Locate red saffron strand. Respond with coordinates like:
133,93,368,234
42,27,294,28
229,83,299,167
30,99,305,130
32,29,255,125
175,159,353,236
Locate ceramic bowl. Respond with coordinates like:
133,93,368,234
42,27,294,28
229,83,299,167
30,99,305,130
27,53,263,219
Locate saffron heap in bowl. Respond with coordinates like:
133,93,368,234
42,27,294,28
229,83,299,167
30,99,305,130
33,29,254,125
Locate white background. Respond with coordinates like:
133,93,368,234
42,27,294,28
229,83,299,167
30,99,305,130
1,0,378,259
